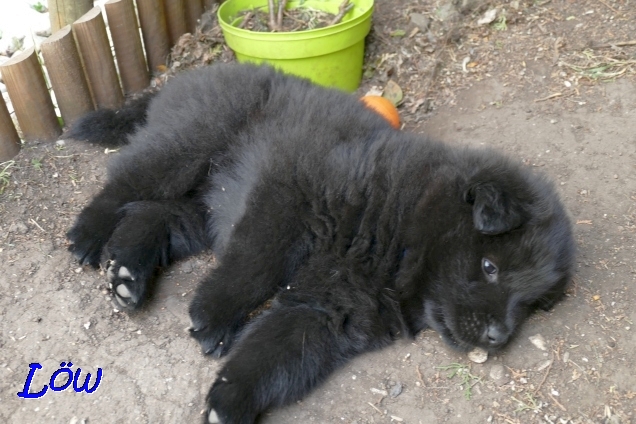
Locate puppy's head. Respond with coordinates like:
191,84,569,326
413,159,575,352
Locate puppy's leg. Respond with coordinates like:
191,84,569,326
204,305,354,424
103,199,207,310
68,66,278,266
67,183,137,266
188,249,287,357
189,196,309,356
68,127,217,267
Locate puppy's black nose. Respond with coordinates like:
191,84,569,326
484,323,509,347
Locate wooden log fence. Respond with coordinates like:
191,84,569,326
0,97,20,161
74,6,126,109
164,0,188,46
40,25,94,126
49,0,93,33
0,0,207,162
136,0,172,73
1,47,62,144
105,0,150,95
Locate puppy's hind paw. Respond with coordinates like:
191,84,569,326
107,261,145,310
67,230,103,267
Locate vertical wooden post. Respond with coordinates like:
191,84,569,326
137,0,171,73
184,0,204,34
0,47,62,142
0,97,21,161
104,0,150,94
48,0,93,33
164,0,188,44
73,7,124,109
41,25,94,127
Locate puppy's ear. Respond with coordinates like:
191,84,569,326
465,183,527,235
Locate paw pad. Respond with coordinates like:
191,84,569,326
106,262,139,309
118,266,134,281
116,283,132,298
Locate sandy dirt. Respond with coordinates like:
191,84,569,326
1,0,635,423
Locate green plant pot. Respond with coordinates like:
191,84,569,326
218,0,374,92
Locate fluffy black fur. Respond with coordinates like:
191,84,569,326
65,91,156,146
66,64,575,424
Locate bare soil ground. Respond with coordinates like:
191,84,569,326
1,0,635,423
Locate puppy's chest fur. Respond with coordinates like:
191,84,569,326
202,132,438,268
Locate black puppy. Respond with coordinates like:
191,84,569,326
66,64,575,424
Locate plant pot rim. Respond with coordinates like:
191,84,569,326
217,0,374,92
218,0,374,38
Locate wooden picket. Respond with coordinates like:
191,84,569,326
0,0,206,162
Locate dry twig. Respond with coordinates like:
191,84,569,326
495,413,520,424
367,402,384,415
590,40,636,49
533,353,554,395
329,0,354,26
534,92,563,102
277,0,288,30
268,0,277,30
595,0,619,13
238,12,253,29
29,218,45,232
549,392,567,411
415,364,425,386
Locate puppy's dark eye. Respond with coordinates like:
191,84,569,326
482,258,498,276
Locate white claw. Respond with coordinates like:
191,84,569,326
118,266,134,280
208,409,220,423
116,284,132,299
107,266,115,281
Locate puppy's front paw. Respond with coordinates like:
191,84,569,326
188,308,238,358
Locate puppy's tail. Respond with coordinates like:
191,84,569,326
64,90,157,147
